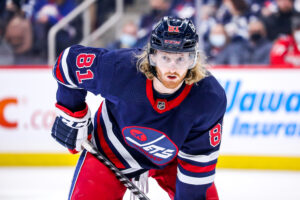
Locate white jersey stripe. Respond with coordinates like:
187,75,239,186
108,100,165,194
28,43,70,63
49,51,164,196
178,151,219,163
52,61,75,90
61,47,78,88
102,100,142,169
121,168,141,174
125,135,165,147
177,167,215,185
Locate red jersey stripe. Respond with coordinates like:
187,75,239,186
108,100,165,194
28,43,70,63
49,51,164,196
178,159,216,173
55,103,88,118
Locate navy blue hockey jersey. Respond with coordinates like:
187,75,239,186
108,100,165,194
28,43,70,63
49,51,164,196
53,45,227,200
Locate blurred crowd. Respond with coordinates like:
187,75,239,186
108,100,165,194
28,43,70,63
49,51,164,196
0,0,300,66
0,0,84,65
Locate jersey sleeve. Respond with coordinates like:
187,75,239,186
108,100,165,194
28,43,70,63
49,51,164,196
175,89,227,200
52,45,113,111
53,45,113,93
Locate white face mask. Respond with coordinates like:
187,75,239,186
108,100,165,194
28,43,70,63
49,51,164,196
294,31,300,44
209,34,226,47
120,34,137,47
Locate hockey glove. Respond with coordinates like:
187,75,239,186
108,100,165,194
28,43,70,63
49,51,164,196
51,103,93,154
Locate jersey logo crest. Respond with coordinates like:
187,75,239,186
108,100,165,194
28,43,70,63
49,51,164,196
157,101,166,110
122,126,178,165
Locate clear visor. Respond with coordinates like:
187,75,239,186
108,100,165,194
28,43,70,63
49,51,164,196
149,50,198,69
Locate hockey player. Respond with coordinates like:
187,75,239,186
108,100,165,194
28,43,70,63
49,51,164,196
51,16,227,200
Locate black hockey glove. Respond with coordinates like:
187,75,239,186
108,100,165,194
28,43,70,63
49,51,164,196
51,103,93,154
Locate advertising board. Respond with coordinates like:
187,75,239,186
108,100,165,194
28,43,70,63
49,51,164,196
0,66,299,169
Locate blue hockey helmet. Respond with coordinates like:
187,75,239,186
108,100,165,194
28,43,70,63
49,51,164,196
149,16,198,53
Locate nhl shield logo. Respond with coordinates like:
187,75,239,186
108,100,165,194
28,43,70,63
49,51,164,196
157,101,165,110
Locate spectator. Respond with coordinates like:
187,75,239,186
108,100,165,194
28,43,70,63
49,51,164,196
1,0,23,26
5,15,34,64
205,23,246,65
0,19,14,65
169,0,196,20
262,0,300,41
106,21,138,49
31,0,82,58
241,19,273,64
247,0,276,17
198,2,219,46
216,0,256,40
270,15,300,66
200,2,219,22
205,23,229,63
295,0,300,12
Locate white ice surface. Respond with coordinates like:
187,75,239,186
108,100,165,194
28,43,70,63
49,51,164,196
0,167,299,200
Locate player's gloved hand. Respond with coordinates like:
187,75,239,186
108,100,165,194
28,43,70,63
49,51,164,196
51,103,93,154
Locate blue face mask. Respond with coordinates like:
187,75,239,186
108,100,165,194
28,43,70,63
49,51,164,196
209,34,226,48
120,34,137,47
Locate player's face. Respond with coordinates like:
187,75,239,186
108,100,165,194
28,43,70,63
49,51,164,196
151,50,195,69
154,51,189,89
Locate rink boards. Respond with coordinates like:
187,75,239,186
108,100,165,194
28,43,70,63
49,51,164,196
0,65,299,170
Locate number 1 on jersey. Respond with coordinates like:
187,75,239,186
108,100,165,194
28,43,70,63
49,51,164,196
76,53,96,83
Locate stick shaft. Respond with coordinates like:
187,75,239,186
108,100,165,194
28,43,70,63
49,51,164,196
82,140,150,200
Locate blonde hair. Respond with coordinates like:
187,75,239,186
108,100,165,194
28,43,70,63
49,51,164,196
136,46,208,85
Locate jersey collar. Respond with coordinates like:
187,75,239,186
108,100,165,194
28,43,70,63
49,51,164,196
146,79,193,114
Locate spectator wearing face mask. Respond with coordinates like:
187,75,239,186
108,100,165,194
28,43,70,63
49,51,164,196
205,23,246,65
270,15,300,66
106,21,138,49
240,19,273,64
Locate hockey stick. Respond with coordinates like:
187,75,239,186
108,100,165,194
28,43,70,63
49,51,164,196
81,140,150,200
